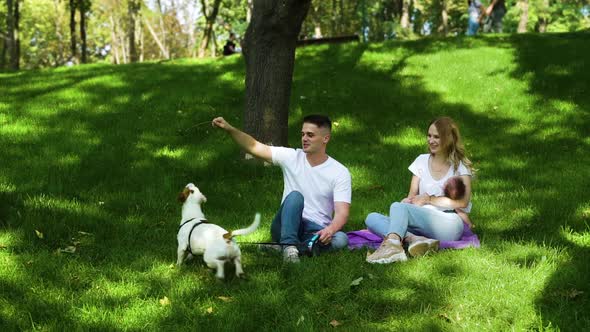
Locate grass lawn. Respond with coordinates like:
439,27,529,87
1,33,589,331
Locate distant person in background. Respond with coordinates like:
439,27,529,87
223,33,237,56
484,0,507,33
466,0,485,36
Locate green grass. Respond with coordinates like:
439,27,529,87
1,33,589,331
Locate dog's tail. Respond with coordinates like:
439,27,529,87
224,213,261,238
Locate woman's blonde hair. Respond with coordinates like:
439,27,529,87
429,117,473,173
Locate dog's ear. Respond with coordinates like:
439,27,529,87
177,188,190,203
223,232,233,240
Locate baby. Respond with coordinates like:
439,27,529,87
442,176,473,228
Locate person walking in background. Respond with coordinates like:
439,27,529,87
484,0,507,33
467,0,485,36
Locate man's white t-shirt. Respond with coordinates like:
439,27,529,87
408,154,472,213
271,147,352,227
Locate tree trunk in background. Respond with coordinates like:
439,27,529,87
128,0,140,62
438,0,448,36
69,0,76,61
247,0,253,23
144,17,169,58
5,0,19,70
401,0,411,30
109,14,120,64
13,0,20,69
537,0,549,33
79,0,87,63
311,4,322,38
53,0,65,65
198,0,222,58
242,0,311,147
156,0,169,59
517,0,528,33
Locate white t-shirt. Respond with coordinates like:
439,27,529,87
271,147,352,226
408,154,472,213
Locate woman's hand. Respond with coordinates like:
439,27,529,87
409,194,431,206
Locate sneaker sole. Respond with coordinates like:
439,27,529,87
366,252,408,264
408,240,439,257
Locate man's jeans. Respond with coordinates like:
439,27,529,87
270,191,348,252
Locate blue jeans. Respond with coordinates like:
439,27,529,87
365,202,463,241
467,18,480,36
271,191,348,252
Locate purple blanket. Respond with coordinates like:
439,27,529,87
347,222,480,250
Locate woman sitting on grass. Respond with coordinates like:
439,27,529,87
365,117,474,264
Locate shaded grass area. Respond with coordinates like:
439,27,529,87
1,33,589,330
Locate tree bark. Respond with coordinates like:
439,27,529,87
198,0,222,58
53,0,65,65
517,0,528,33
79,0,87,63
156,0,169,59
242,0,311,147
13,0,20,69
438,0,448,36
144,17,169,59
5,0,19,70
109,14,120,64
69,0,76,61
401,0,411,30
128,0,140,62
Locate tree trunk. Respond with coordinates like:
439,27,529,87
247,0,253,23
242,0,311,147
109,14,120,64
79,0,87,63
401,0,411,30
53,0,64,65
198,0,222,58
517,0,528,33
144,17,169,59
128,0,140,62
5,0,19,70
13,0,20,69
156,0,169,59
438,0,448,36
69,0,76,61
311,4,322,38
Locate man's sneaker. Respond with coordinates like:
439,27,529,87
366,238,407,264
258,244,282,253
407,237,440,257
283,245,300,263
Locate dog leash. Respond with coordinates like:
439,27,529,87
179,218,208,254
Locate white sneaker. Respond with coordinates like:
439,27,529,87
283,245,300,263
408,238,440,257
366,239,407,264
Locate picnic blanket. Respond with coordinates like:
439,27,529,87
347,222,480,250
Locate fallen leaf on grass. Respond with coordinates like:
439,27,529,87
78,231,93,236
35,230,44,239
296,315,305,326
206,307,214,314
329,320,342,327
350,277,364,287
159,296,170,306
59,246,76,254
217,296,232,302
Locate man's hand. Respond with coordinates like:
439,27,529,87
316,227,334,245
212,117,232,130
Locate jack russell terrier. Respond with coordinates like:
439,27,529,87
176,183,260,279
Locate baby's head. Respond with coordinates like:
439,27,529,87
444,176,466,200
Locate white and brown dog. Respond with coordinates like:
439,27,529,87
176,183,260,279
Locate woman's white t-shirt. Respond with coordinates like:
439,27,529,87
408,154,472,213
271,147,352,226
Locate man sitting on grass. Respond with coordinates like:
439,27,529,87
212,115,352,263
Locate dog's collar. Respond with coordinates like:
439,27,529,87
178,217,208,231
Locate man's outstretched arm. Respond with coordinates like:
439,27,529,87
212,117,273,163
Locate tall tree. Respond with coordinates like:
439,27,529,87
79,0,88,63
518,0,529,33
128,0,140,62
198,0,222,58
242,0,311,147
69,0,76,61
5,0,19,70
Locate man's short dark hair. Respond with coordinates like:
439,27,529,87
303,114,331,131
